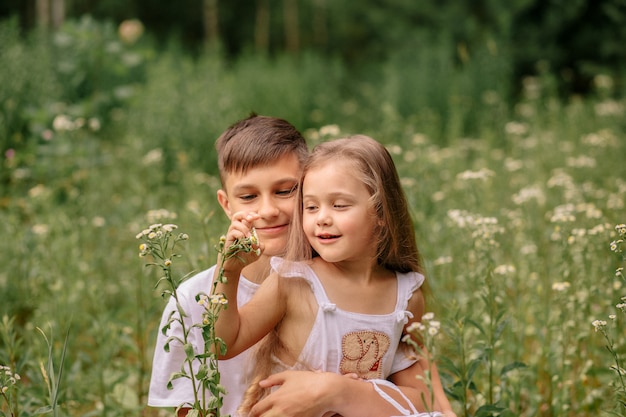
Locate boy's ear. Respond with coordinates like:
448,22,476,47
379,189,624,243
216,189,233,219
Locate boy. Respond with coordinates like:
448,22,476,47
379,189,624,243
148,114,453,417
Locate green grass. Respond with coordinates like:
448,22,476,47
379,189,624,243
1,17,625,417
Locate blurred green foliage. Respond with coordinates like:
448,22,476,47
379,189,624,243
0,9,625,417
4,0,625,94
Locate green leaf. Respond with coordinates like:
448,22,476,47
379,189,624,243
216,337,228,355
500,361,527,377
467,318,487,336
437,355,462,377
467,357,483,382
184,343,195,361
494,317,508,339
34,405,53,415
474,404,509,417
176,301,189,318
196,363,208,379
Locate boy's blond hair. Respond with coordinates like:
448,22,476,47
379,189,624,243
215,114,308,187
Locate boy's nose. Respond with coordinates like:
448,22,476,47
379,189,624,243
257,197,279,218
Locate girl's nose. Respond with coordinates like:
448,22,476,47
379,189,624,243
316,208,332,226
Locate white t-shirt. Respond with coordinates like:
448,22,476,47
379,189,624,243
148,265,259,416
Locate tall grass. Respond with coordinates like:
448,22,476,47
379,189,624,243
0,17,625,416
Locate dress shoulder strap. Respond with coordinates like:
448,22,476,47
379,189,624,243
270,257,334,307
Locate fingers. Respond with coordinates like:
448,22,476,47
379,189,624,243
258,372,285,388
226,212,260,244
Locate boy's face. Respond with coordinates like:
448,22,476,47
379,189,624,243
217,153,301,258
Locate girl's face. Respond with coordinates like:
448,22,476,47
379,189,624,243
302,160,378,264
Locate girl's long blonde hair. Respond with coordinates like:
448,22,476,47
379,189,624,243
239,135,426,415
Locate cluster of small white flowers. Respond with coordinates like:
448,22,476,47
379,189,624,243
566,155,597,168
0,365,20,394
512,185,546,205
146,209,177,223
493,264,516,275
504,121,529,136
595,100,624,117
522,76,541,99
432,256,453,266
456,168,496,181
447,209,477,228
552,281,571,292
548,204,576,223
404,312,441,341
547,170,575,189
504,157,524,172
447,209,503,248
319,124,340,137
610,239,623,253
581,130,619,148
142,148,163,165
587,223,612,236
28,184,49,198
592,319,607,332
411,133,429,145
135,223,180,240
567,228,587,244
386,144,403,155
576,203,603,220
52,114,101,132
198,294,228,308
594,74,614,90
136,222,188,258
31,223,50,236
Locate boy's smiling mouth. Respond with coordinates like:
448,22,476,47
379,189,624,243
255,223,289,235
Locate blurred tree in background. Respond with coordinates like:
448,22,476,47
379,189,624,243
2,0,625,95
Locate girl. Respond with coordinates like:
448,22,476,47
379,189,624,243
215,135,454,417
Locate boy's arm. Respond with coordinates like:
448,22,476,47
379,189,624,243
389,357,456,417
385,288,456,416
249,371,420,417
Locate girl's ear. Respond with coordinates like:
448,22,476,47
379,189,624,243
217,189,233,219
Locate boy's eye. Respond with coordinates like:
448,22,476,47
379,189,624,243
277,186,297,197
239,194,256,201
276,187,296,197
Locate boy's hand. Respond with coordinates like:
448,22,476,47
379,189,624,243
221,211,263,275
